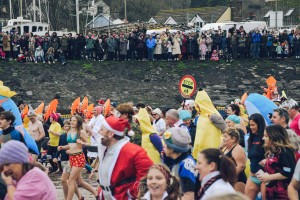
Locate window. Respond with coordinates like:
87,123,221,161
38,26,43,31
32,26,37,32
98,6,103,14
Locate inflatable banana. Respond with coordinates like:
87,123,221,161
136,108,161,163
192,89,222,159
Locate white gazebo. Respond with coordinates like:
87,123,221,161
148,17,158,24
164,16,177,25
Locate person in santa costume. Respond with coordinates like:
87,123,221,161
98,115,153,200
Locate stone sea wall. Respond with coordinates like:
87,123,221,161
1,60,299,113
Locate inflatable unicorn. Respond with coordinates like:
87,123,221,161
0,81,39,154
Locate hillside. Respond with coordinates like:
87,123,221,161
0,59,299,113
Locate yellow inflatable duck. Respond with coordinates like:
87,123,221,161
192,89,222,159
136,108,161,163
0,81,16,98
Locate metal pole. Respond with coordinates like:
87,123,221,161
92,0,95,28
33,0,36,22
275,0,277,29
76,0,80,33
20,0,23,17
47,0,50,27
39,0,42,22
9,0,12,19
124,0,127,20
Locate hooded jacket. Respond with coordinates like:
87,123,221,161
136,108,161,163
192,89,222,159
35,47,44,57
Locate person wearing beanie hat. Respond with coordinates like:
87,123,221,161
226,114,240,126
179,110,192,121
98,115,153,200
179,110,196,146
0,140,57,200
225,115,245,147
47,113,62,173
162,127,196,199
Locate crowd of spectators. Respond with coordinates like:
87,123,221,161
0,25,300,64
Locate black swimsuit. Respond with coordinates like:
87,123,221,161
225,145,247,183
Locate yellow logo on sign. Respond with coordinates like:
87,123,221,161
179,75,196,98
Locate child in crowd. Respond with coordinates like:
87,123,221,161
211,49,219,61
0,48,6,60
57,49,67,65
17,53,26,63
199,39,208,61
282,40,289,58
138,164,181,200
276,41,282,58
11,38,20,60
34,46,45,63
46,47,55,64
167,41,173,61
26,50,35,62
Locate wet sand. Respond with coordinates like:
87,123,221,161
50,170,98,200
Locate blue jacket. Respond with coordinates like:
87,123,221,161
252,33,261,43
146,38,156,49
267,34,273,47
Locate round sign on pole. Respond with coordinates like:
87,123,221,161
179,75,197,98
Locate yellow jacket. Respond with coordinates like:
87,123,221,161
193,89,222,159
136,108,161,163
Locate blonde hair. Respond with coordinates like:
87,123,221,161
224,127,240,143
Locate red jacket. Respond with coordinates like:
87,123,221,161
99,141,153,199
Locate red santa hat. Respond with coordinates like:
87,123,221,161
102,116,134,136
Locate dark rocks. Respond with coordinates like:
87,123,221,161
0,60,299,111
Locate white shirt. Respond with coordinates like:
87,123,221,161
88,114,105,137
88,114,105,157
201,171,236,200
99,141,120,200
141,191,168,200
153,118,166,135
173,119,189,132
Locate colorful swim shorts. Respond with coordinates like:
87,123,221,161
69,152,85,168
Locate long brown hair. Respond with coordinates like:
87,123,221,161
200,148,237,185
71,115,83,138
265,125,294,155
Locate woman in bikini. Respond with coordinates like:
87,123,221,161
58,115,98,200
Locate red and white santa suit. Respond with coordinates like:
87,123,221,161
98,116,153,200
